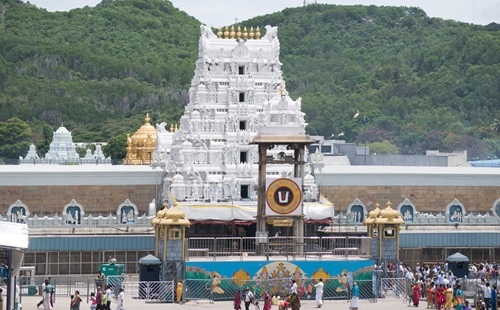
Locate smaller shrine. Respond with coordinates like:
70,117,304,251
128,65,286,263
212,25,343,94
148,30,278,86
364,201,405,262
151,205,190,281
20,125,111,165
124,113,158,165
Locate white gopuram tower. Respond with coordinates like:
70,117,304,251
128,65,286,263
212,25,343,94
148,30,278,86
153,25,333,225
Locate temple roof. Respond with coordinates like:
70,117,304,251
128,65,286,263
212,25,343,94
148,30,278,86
130,113,156,142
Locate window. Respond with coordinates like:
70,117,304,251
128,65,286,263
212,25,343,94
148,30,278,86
239,121,246,130
238,66,245,75
384,227,395,238
239,92,245,102
321,145,332,153
169,228,182,240
241,185,249,199
240,151,247,163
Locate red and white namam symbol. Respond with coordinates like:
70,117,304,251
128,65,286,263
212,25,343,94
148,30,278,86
266,178,302,215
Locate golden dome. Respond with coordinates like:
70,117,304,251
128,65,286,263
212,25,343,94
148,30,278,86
368,203,381,219
130,113,156,145
377,201,404,224
124,113,157,165
152,206,190,226
364,203,382,225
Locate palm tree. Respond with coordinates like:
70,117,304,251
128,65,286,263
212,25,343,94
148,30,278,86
492,118,500,135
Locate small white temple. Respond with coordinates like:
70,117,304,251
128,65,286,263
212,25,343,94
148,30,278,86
152,25,334,224
20,126,111,165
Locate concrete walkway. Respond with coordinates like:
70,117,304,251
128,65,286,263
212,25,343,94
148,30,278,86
17,296,414,310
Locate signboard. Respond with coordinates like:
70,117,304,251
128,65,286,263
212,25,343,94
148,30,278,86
265,178,303,216
273,219,294,227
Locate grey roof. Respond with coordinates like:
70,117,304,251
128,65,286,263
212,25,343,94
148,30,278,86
138,254,161,265
446,252,470,262
28,235,155,251
400,232,500,248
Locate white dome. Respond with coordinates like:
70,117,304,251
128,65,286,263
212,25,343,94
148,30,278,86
191,110,200,118
173,174,184,182
55,126,70,134
304,173,314,184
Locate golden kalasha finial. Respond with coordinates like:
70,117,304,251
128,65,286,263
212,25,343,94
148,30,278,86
386,201,392,208
375,202,380,208
279,84,285,96
145,113,151,124
243,26,248,39
175,124,179,132
249,26,254,39
217,27,222,38
236,26,242,39
223,26,229,39
230,25,235,39
170,124,174,132
255,26,261,39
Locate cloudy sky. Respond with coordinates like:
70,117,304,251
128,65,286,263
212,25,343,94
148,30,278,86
25,0,499,26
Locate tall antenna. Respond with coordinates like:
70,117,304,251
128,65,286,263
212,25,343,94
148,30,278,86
303,0,317,6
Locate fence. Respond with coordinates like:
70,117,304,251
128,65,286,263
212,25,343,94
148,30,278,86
186,236,371,261
15,274,426,307
179,278,377,303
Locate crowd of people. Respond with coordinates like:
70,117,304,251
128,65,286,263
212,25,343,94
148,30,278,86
392,261,500,310
233,278,325,310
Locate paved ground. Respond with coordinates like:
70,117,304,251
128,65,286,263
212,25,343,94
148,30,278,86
17,297,414,310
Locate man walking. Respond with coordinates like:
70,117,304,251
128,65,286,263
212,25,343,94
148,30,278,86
37,279,48,308
244,288,254,310
479,280,492,310
291,280,297,295
314,278,324,308
95,287,103,310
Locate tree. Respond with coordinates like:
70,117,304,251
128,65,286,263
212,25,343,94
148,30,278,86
0,117,32,161
104,134,127,164
368,140,399,155
492,118,500,135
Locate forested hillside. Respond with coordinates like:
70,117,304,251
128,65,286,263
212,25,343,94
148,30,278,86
0,0,499,161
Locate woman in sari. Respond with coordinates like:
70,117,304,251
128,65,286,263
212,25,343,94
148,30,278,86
413,282,421,307
444,284,453,310
427,283,435,309
455,284,464,310
350,282,360,310
233,291,242,310
436,284,445,310
262,291,272,310
290,292,300,310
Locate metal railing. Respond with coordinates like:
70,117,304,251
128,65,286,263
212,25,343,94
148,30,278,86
17,274,417,305
186,236,371,261
176,278,377,303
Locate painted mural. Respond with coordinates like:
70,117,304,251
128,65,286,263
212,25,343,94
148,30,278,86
185,259,374,300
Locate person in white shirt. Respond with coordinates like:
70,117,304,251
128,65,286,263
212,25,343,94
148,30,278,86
478,281,492,310
115,288,124,310
105,285,113,310
437,272,445,285
291,280,297,295
244,288,254,310
314,278,324,308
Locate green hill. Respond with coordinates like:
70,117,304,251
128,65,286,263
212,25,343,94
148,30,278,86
0,0,499,160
